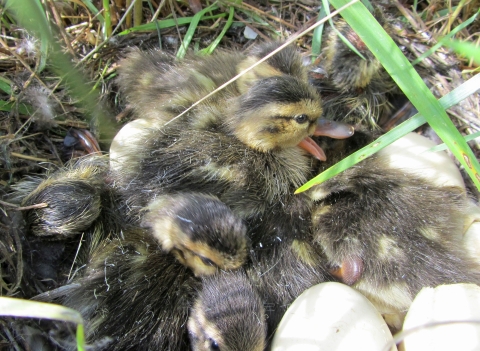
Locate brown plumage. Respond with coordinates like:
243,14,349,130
309,132,480,329
188,270,267,351
33,193,251,350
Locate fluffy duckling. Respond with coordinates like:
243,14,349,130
111,42,344,343
112,42,355,216
38,193,251,350
188,270,267,351
309,17,398,128
309,133,480,329
7,156,116,295
142,193,249,276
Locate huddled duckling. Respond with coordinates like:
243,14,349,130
112,42,348,339
309,132,480,329
188,270,267,351
112,42,354,197
36,193,252,350
6,155,116,295
309,17,398,129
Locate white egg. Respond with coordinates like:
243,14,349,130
402,284,480,351
109,118,152,171
378,133,465,191
271,282,397,351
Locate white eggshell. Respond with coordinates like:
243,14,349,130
402,284,480,351
271,282,397,351
109,118,152,171
378,133,465,190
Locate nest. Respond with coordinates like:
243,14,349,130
0,0,479,347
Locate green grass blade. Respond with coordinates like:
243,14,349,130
0,76,12,95
327,0,480,190
311,5,327,62
429,131,480,152
296,70,480,193
0,101,33,115
176,3,219,59
411,10,479,65
199,5,234,55
80,0,105,24
118,14,225,35
102,0,112,38
443,39,480,64
0,297,86,351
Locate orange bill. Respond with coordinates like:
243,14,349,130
314,119,355,139
298,137,326,161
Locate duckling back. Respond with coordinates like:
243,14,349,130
188,270,267,351
310,146,480,328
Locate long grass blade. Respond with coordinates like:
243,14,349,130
0,297,85,351
296,72,480,193
200,5,235,55
327,0,480,190
176,3,220,58
411,10,479,65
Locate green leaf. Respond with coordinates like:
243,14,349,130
0,101,33,115
411,10,479,65
0,76,12,95
0,297,86,351
118,14,225,36
326,0,480,190
443,39,480,64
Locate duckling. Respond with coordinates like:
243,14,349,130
112,42,355,215
17,155,109,238
113,42,355,178
188,270,267,351
309,134,480,329
112,42,341,341
309,17,398,129
6,155,117,295
142,193,249,276
36,192,250,350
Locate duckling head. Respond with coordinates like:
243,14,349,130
188,271,267,351
229,73,326,160
143,193,249,276
229,43,354,160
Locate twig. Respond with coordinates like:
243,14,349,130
0,200,48,210
10,152,51,162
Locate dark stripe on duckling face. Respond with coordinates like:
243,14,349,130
240,76,320,108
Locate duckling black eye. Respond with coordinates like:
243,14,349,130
294,114,308,124
209,339,220,350
199,256,215,267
